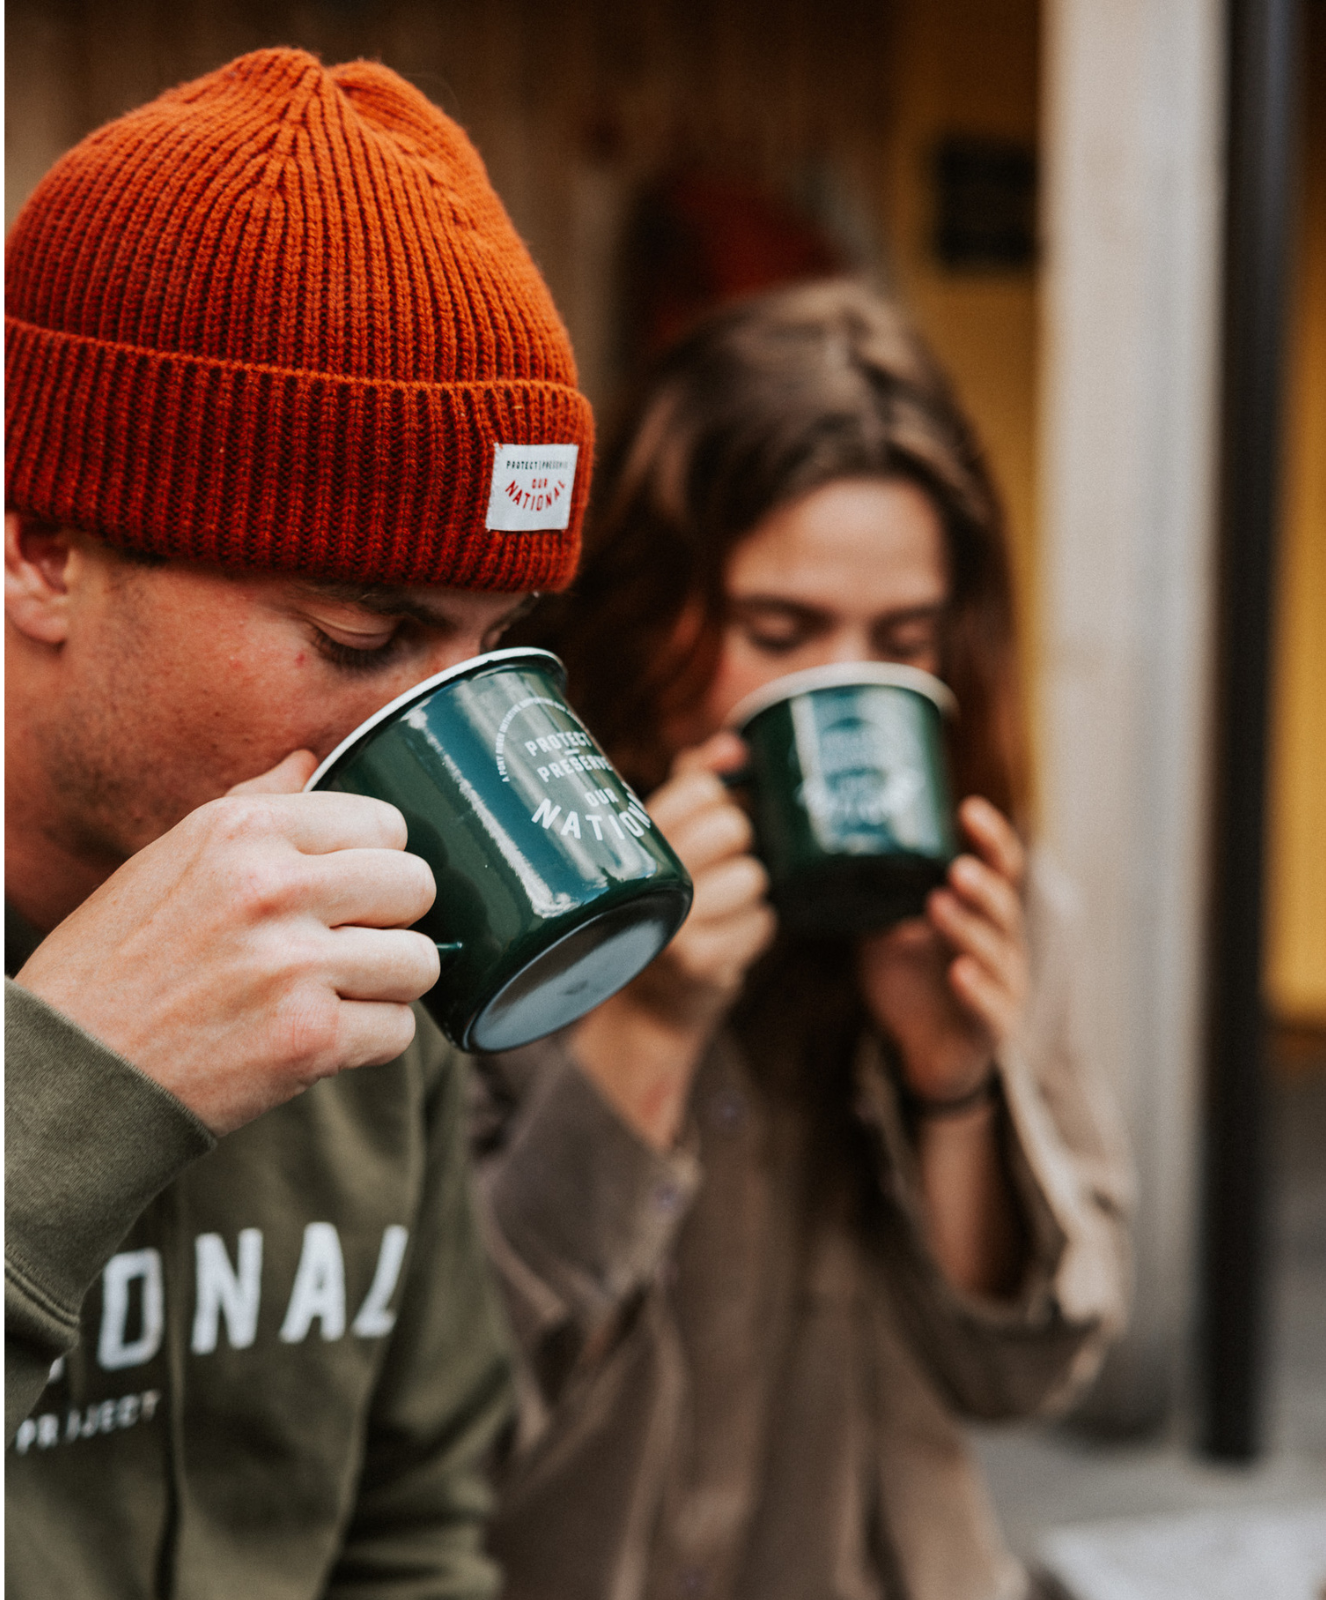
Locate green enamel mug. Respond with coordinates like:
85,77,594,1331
727,663,958,937
307,648,693,1053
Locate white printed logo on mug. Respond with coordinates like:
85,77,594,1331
486,444,580,531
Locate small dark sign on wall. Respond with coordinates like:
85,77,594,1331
932,135,1037,271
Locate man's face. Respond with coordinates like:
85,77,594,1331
6,522,533,864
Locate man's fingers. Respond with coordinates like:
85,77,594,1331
958,796,1026,885
280,792,411,855
227,749,320,796
327,926,442,1003
304,848,437,930
331,999,422,1070
205,790,411,856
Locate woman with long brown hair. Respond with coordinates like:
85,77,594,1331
476,281,1131,1600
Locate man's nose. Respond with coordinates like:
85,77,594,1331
418,633,490,678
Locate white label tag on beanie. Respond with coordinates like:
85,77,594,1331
486,444,580,531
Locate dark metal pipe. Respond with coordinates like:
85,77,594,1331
1200,0,1302,1462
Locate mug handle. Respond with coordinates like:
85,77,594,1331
434,941,464,966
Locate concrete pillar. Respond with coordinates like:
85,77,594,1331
1037,0,1226,1430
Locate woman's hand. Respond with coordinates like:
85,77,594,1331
628,732,777,1032
858,796,1027,1104
569,732,776,1148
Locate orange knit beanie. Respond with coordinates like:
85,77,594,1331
5,48,592,591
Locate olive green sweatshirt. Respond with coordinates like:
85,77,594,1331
5,910,513,1599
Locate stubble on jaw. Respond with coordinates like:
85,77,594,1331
38,705,187,871
32,557,217,868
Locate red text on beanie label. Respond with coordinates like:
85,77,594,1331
486,444,580,530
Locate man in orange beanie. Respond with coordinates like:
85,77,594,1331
5,49,592,1596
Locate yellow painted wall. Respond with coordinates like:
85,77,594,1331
882,0,1041,715
1266,6,1326,1025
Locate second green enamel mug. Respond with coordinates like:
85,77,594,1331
307,648,693,1053
728,663,958,936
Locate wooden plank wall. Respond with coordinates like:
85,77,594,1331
5,0,1050,734
4,0,901,412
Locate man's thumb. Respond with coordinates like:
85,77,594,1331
226,749,320,796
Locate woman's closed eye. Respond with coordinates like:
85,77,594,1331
730,601,827,655
741,623,815,655
728,598,947,667
872,608,946,665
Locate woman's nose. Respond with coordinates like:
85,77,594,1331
822,625,875,665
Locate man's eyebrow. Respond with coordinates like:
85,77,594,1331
345,590,460,631
298,580,450,624
297,582,533,633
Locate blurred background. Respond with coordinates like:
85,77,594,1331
6,1,1324,1592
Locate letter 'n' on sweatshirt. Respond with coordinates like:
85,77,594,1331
280,1223,346,1343
192,1230,263,1353
99,1250,165,1370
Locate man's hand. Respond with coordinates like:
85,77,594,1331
857,796,1028,1104
15,751,440,1135
569,733,776,1149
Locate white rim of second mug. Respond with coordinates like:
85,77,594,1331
724,662,957,732
304,646,564,792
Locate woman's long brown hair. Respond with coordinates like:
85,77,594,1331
516,279,1029,826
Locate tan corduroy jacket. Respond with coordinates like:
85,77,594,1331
473,857,1133,1600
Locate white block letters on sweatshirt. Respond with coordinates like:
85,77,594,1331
280,1223,346,1343
81,1225,410,1381
192,1230,263,1353
98,1250,165,1370
350,1225,410,1337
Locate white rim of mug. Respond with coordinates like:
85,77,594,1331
305,646,565,792
725,662,957,731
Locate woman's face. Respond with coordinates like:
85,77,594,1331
689,476,949,739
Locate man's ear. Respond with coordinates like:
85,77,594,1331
6,512,76,645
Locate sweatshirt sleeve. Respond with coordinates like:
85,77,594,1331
324,1027,515,1600
4,980,215,1442
470,1037,699,1425
854,859,1135,1422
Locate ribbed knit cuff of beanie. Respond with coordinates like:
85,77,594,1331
4,48,593,592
